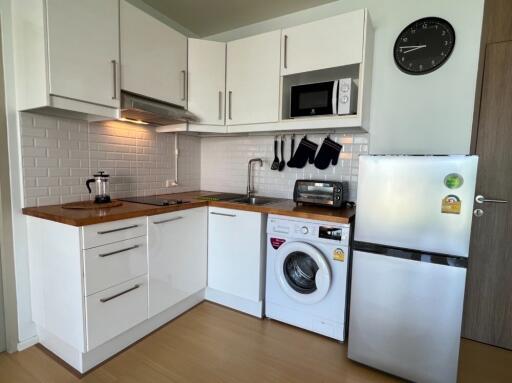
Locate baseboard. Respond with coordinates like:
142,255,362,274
37,289,205,373
205,288,263,318
17,335,39,351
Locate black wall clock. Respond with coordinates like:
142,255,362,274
394,17,455,75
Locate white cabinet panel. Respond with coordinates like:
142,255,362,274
46,0,120,107
207,208,265,303
148,208,207,317
85,275,148,351
120,0,187,106
82,217,147,250
188,38,226,126
83,237,148,296
226,30,281,125
281,9,366,75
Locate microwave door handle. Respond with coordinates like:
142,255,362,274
332,80,339,115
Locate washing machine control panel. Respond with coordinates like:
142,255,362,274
269,216,351,246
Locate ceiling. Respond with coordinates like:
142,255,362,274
141,0,337,37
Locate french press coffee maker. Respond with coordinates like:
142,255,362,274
86,171,111,203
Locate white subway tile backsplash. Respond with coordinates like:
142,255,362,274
21,112,364,207
200,133,368,201
21,113,201,207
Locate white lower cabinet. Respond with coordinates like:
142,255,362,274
27,211,206,373
85,275,148,351
83,237,148,296
206,207,267,317
148,207,208,317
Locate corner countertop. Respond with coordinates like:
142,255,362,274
22,191,355,227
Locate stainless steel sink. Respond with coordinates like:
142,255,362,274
229,196,277,206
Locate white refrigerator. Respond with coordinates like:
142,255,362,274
348,155,478,383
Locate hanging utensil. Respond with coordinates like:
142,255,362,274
287,134,295,167
271,135,280,170
278,135,286,171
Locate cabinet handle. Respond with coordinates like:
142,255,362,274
210,212,236,217
97,224,139,235
181,70,187,101
228,91,232,120
111,59,117,100
153,216,183,225
218,91,223,120
100,284,140,303
99,245,139,258
284,35,288,69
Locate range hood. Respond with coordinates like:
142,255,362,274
120,91,199,126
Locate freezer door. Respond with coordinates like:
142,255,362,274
348,250,466,383
355,156,478,257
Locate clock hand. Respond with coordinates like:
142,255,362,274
399,45,427,49
400,45,427,54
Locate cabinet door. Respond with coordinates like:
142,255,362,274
226,30,281,125
46,0,120,108
188,39,226,126
148,208,207,317
120,0,187,106
281,9,366,75
208,208,263,302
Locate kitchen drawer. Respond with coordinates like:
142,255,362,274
85,275,148,351
83,237,148,296
82,217,146,249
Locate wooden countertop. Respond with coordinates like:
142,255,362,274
22,191,355,226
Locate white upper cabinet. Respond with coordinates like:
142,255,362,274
226,30,281,126
12,0,120,119
281,9,366,76
46,0,120,108
188,39,226,126
120,0,187,107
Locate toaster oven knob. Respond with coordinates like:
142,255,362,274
301,226,309,235
341,96,349,104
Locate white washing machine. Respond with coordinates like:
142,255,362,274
265,215,351,341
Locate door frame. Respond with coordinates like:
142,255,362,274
0,13,20,352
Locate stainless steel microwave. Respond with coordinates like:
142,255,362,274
290,78,356,118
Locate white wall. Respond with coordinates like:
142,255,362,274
0,0,35,350
208,0,485,155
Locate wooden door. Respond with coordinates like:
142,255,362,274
188,38,226,126
46,0,120,108
226,30,281,126
281,9,365,76
120,0,187,107
463,41,512,350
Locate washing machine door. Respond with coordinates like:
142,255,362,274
275,241,331,304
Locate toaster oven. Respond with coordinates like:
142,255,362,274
293,180,349,208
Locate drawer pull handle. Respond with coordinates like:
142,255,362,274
153,216,183,225
97,224,139,235
99,245,139,258
100,284,141,303
210,212,236,217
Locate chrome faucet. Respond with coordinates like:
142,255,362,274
247,158,263,197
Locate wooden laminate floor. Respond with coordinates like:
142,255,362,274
0,302,511,382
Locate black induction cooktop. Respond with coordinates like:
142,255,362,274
119,196,190,206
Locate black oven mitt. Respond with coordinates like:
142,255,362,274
314,136,342,170
287,136,318,169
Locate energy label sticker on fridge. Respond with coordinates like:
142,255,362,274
441,195,461,214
